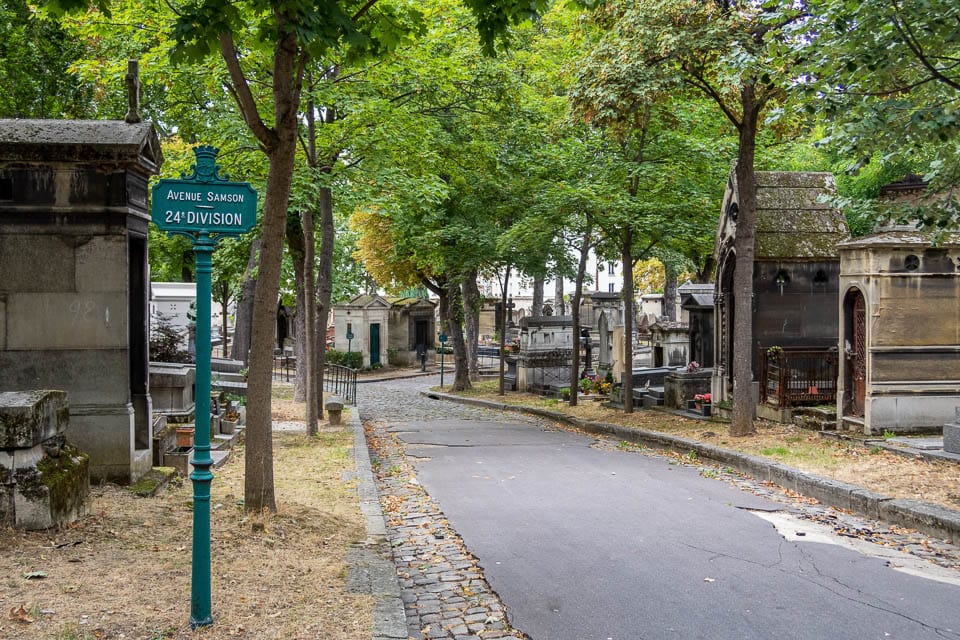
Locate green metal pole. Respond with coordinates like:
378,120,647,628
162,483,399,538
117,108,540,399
190,233,215,628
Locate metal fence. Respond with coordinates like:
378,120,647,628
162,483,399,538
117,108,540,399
324,363,358,405
272,350,295,382
759,347,838,409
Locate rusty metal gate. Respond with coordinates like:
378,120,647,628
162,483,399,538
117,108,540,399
852,291,867,417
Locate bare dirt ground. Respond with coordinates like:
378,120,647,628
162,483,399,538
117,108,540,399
0,384,370,640
454,383,960,513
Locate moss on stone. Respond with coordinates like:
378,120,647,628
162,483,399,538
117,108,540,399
128,467,176,497
35,444,89,522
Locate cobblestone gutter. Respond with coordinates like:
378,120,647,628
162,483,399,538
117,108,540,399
361,416,527,640
347,411,408,640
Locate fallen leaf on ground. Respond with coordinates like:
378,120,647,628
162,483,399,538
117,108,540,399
9,605,35,623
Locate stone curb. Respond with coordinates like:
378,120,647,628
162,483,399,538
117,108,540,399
358,370,438,384
347,409,408,640
422,391,960,544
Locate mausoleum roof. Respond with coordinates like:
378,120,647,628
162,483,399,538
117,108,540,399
0,119,162,172
340,293,390,309
754,172,849,259
715,170,850,263
838,228,960,249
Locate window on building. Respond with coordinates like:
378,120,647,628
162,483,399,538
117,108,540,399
608,262,615,275
608,283,615,293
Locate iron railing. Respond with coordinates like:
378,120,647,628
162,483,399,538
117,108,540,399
759,347,838,409
272,349,295,382
324,363,358,405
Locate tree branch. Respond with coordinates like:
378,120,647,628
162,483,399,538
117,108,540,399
890,3,960,92
352,0,380,22
219,31,277,149
682,66,742,131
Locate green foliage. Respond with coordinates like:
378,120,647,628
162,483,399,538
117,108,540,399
801,0,960,229
149,312,192,363
326,349,362,369
0,0,95,118
387,347,400,366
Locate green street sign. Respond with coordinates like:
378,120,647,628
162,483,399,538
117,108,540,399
439,333,448,343
151,146,257,237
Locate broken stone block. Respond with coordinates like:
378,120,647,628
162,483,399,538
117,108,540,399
0,390,89,529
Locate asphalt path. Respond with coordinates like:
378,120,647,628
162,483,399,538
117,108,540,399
385,396,960,640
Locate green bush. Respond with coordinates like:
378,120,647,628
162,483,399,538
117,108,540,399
149,312,192,363
387,347,401,367
326,349,362,369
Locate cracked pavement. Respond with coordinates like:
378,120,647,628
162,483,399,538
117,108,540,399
359,376,960,640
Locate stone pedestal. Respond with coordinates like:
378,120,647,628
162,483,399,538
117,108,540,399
0,390,89,529
944,408,960,454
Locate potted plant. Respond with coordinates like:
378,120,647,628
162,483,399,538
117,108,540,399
579,377,593,395
693,393,711,412
221,406,240,434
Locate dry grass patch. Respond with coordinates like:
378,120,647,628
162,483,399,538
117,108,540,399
0,404,370,639
452,381,960,512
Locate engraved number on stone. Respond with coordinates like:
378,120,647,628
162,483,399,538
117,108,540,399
70,299,95,323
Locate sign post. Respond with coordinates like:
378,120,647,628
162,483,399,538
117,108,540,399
151,146,257,629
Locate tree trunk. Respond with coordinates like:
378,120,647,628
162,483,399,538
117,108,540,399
240,29,305,513
498,267,511,396
621,228,635,414
446,274,471,392
664,262,678,322
230,237,259,364
730,83,760,437
214,280,231,358
554,275,564,315
433,281,451,386
462,271,481,381
287,217,307,402
302,203,318,435
244,131,296,513
532,275,544,317
315,184,335,420
569,228,592,407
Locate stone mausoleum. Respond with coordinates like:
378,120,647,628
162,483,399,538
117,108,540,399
0,119,162,482
712,170,850,408
837,226,960,434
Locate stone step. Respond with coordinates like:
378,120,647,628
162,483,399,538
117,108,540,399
212,432,240,450
642,394,664,409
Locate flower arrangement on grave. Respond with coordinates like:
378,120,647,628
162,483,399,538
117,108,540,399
509,337,521,353
693,393,711,408
578,374,611,395
686,361,701,373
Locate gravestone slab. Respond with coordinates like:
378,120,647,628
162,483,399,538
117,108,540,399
944,408,960,455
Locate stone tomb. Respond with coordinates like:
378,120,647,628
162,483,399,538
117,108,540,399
837,228,960,434
0,119,162,482
679,283,715,368
712,171,849,408
333,293,390,368
0,390,89,529
944,409,960,455
649,320,689,368
387,296,437,367
516,316,575,394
